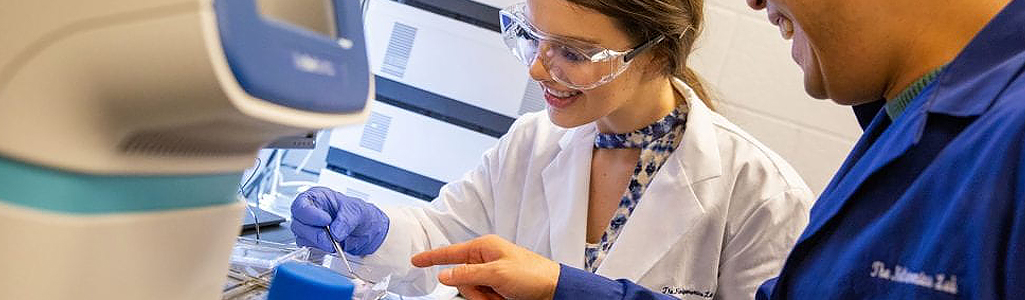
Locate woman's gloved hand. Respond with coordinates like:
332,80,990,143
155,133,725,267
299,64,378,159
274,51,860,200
290,187,390,255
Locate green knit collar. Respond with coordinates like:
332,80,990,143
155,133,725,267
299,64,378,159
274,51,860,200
885,65,947,120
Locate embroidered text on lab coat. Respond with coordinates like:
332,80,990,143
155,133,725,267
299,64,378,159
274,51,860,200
870,261,959,295
661,286,713,298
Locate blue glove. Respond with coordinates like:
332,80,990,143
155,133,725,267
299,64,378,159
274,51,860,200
290,187,390,255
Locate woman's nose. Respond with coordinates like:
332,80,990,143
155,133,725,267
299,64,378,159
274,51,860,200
527,52,551,82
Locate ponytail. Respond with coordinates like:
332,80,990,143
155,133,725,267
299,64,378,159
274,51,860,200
681,66,715,110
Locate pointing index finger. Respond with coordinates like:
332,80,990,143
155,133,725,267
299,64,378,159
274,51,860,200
411,241,484,268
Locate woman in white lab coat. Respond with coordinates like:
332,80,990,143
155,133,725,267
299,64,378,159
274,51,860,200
290,0,812,298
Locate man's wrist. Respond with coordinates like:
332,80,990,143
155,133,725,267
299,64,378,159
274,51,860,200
552,264,623,300
543,260,561,300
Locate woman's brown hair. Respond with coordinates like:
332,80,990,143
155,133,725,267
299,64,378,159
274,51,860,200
566,0,714,109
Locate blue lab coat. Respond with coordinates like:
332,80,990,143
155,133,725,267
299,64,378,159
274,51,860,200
757,0,1025,298
553,0,1025,299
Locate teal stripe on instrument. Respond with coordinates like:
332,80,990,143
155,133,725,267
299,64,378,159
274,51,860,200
0,156,242,214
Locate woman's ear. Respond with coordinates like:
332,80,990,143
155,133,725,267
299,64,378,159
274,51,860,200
635,50,670,81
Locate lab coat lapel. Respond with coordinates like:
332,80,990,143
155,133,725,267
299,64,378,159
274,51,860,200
596,83,720,280
795,108,926,246
794,2,1025,242
542,124,596,269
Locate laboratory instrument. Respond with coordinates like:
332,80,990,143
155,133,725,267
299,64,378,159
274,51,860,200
0,0,372,299
321,0,536,209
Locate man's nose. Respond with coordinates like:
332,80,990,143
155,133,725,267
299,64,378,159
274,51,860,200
747,0,767,10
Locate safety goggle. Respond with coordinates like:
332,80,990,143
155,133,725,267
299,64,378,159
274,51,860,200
499,2,665,90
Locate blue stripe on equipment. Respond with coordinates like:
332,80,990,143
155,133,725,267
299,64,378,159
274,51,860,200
0,156,241,214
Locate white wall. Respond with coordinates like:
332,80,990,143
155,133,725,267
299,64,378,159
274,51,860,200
688,1,863,195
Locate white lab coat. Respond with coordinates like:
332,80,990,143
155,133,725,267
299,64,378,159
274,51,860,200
359,79,813,299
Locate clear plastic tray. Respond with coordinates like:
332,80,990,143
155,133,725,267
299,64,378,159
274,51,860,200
223,237,392,300
230,237,311,271
322,254,391,300
223,237,310,299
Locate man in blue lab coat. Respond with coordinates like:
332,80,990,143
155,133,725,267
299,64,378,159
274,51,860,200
410,0,1025,299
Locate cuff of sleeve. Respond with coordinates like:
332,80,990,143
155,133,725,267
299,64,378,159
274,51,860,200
358,206,414,279
357,205,440,296
553,264,624,300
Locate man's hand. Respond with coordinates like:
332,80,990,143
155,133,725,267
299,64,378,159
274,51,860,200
411,235,561,300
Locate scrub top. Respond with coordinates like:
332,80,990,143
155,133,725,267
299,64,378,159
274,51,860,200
552,0,1025,298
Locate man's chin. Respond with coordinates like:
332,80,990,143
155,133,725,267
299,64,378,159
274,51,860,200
823,91,881,106
803,79,830,100
831,98,881,106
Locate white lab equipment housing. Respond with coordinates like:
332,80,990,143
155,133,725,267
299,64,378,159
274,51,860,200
0,0,372,299
319,0,542,209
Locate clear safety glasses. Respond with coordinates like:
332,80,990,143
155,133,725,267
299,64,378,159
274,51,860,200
499,2,665,90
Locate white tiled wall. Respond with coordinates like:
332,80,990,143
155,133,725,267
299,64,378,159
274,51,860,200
688,1,863,195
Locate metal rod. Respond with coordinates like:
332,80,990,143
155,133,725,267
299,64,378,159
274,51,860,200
324,226,356,275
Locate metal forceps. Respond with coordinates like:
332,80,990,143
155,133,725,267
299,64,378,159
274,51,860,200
324,225,376,284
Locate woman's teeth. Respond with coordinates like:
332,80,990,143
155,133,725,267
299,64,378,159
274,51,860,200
545,87,582,98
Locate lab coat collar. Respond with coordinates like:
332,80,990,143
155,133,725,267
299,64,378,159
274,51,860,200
852,101,885,130
927,0,1025,117
556,123,595,150
595,152,709,280
795,0,1025,246
595,78,719,280
794,103,898,247
671,78,724,183
541,78,721,275
543,123,597,268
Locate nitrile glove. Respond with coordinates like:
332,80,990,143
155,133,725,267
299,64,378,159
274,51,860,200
290,187,390,255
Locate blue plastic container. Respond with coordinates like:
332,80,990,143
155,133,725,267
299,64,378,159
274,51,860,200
266,262,354,300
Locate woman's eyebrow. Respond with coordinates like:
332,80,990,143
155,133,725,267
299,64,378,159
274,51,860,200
528,19,603,45
545,30,604,46
560,34,601,45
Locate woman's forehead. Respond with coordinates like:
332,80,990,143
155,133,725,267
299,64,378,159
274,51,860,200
525,0,634,49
